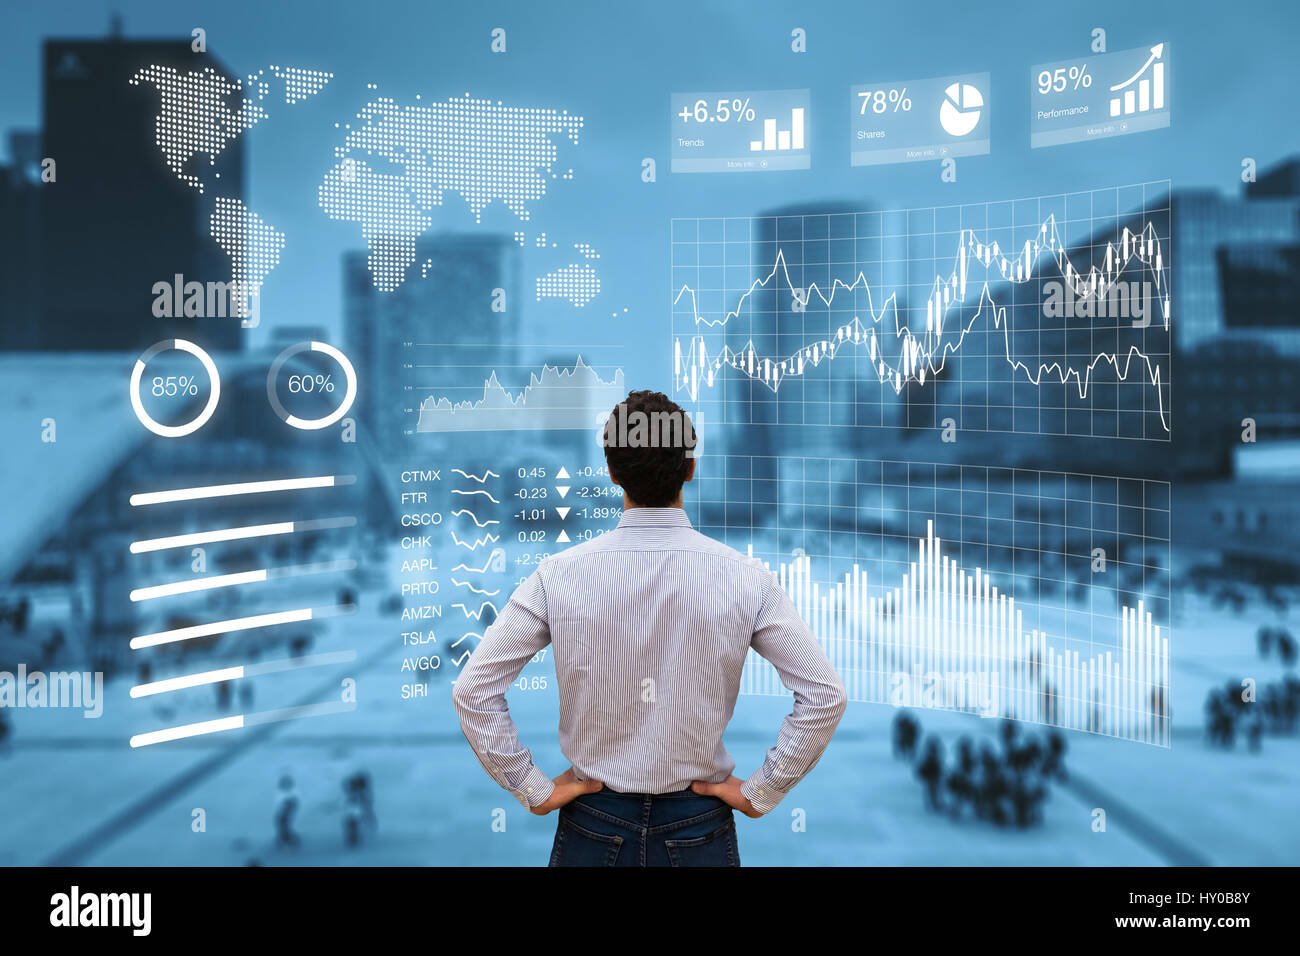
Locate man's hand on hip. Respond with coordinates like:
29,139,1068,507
691,776,763,818
529,768,604,816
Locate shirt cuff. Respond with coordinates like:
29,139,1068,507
740,768,789,815
512,765,555,810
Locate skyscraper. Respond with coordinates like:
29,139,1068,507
344,232,522,452
0,132,42,348
19,31,245,352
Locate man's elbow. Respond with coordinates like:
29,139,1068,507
826,676,849,724
450,679,477,718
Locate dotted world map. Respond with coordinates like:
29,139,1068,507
319,94,584,291
135,69,593,304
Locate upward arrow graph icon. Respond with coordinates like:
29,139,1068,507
1110,44,1164,92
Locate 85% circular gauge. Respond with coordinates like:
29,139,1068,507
128,338,221,438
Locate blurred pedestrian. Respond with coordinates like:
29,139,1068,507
892,712,920,761
1277,631,1297,668
342,772,376,847
274,775,300,848
976,744,1009,825
1042,731,1067,781
915,737,945,811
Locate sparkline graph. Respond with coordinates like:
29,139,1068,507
672,183,1172,439
415,357,624,432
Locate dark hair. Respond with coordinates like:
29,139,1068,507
601,390,696,507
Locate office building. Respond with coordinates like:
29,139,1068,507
344,232,521,452
15,31,246,352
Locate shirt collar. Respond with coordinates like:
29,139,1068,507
616,506,693,529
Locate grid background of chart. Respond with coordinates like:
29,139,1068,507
671,182,1172,440
688,456,1171,658
687,456,1171,744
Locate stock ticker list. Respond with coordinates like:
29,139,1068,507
394,461,621,701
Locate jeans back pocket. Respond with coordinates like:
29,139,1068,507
663,818,740,867
549,813,625,867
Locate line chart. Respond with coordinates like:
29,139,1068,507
671,183,1172,439
415,357,625,433
452,469,501,483
450,531,500,550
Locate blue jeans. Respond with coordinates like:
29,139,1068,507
548,786,740,867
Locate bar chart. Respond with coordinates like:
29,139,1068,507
691,456,1171,745
749,105,805,152
741,523,1168,746
1109,44,1166,117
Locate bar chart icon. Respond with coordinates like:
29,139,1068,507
750,106,806,152
1109,43,1165,117
671,88,811,173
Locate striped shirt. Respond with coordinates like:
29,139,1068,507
452,506,847,814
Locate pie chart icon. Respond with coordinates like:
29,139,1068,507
940,82,983,137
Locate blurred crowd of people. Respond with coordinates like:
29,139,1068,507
246,768,377,864
893,713,1067,828
1202,625,1299,750
1204,677,1300,750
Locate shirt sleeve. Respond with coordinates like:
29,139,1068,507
451,567,556,810
741,575,849,815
